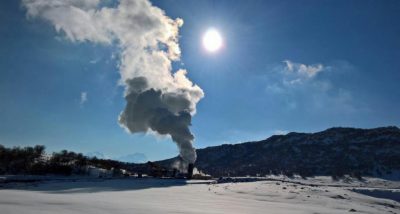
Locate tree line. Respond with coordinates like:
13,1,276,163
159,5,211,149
0,144,129,176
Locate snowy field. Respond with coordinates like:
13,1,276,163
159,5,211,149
1,176,399,214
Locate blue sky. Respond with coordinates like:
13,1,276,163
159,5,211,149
1,0,399,161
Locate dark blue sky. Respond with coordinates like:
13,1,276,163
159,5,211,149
1,0,399,160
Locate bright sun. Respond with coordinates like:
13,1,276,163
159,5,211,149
202,28,222,52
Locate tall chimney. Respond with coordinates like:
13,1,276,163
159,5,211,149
187,163,194,179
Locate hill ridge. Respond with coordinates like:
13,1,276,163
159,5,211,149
157,126,400,178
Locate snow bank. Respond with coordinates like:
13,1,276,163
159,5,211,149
1,177,399,213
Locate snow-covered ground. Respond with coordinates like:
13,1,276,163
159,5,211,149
0,176,399,214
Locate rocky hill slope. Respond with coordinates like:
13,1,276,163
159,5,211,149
158,126,400,178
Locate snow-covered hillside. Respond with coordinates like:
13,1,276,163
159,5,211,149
1,177,399,214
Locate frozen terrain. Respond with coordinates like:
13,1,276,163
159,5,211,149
0,176,399,214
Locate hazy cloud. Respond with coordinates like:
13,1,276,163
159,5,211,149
80,91,88,105
283,60,325,78
272,130,289,135
264,60,359,114
266,60,328,94
89,58,100,64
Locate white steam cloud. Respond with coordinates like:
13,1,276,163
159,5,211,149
22,0,204,164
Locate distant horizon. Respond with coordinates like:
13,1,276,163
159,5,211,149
2,125,398,163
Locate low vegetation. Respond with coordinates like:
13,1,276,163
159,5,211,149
0,145,129,176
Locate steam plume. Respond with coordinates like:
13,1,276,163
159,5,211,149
22,0,204,163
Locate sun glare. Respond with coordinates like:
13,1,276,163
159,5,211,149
202,28,222,52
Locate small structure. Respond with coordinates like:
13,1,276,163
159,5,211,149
86,166,113,178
